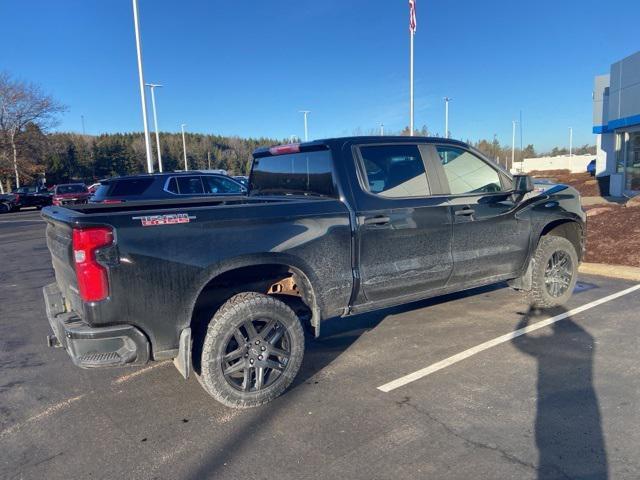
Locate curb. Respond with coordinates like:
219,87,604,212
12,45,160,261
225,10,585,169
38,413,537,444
579,262,640,282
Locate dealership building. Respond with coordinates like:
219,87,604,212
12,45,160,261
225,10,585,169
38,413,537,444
593,50,640,196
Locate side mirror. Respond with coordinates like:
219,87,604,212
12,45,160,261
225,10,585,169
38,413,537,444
513,174,534,195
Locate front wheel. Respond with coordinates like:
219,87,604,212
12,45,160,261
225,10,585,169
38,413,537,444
528,235,579,308
198,292,305,408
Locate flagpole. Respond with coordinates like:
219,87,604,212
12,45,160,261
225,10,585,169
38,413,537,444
409,29,414,136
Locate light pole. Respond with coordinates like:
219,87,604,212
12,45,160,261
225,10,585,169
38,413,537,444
181,124,188,171
511,120,518,169
299,110,310,141
132,0,153,173
146,83,163,172
380,123,384,136
444,97,452,138
569,127,573,158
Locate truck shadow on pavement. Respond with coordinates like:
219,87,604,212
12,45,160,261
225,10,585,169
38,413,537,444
512,306,608,480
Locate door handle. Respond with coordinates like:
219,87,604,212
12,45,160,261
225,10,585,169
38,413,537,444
363,215,391,226
454,208,475,216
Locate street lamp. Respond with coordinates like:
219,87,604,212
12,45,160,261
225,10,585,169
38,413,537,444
569,127,573,158
511,120,518,168
299,110,310,141
132,0,153,173
181,123,188,171
380,123,384,136
444,97,452,138
146,83,163,172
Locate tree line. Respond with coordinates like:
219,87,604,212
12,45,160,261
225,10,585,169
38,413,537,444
1,71,595,191
27,130,279,187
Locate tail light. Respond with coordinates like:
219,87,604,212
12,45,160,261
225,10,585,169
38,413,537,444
52,196,61,206
102,199,123,204
13,194,20,203
72,226,114,302
269,144,300,155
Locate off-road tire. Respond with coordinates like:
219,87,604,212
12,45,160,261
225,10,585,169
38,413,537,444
197,292,304,408
528,235,579,308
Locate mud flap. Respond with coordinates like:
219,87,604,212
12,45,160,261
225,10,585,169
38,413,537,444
508,258,534,291
173,327,191,379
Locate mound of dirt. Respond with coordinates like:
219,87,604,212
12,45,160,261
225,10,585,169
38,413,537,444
529,170,603,197
583,204,640,267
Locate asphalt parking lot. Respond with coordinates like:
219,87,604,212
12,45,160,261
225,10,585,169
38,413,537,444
1,209,639,480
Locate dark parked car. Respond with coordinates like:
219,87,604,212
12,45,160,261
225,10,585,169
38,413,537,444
11,185,52,210
587,159,596,176
52,183,91,206
42,136,585,408
89,171,247,204
0,193,18,213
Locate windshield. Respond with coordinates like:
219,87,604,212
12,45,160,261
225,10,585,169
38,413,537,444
250,150,335,197
56,184,87,194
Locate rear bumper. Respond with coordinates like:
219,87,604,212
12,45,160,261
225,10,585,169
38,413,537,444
43,283,149,368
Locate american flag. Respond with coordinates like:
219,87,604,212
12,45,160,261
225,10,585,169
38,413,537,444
409,0,417,34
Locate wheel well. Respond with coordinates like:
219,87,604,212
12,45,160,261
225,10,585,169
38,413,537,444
539,220,583,260
190,264,317,374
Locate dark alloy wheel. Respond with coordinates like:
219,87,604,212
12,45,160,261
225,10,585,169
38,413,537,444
528,235,579,308
198,292,304,408
221,318,292,392
544,250,573,298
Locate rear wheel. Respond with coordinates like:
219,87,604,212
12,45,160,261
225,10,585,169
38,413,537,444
528,235,579,308
198,292,304,408
0,203,9,214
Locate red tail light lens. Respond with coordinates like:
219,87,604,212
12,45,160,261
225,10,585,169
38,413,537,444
72,226,114,302
102,199,123,204
269,144,300,155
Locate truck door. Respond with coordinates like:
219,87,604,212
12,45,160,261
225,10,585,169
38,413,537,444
427,144,531,286
352,143,453,304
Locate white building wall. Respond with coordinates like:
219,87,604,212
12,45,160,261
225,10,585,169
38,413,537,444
596,133,615,176
511,154,594,174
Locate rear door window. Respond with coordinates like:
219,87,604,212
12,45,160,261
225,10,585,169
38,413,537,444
176,176,204,194
358,145,429,198
166,177,178,194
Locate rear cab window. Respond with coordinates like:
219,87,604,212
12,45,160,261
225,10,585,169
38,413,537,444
56,184,87,195
251,149,336,197
92,178,154,200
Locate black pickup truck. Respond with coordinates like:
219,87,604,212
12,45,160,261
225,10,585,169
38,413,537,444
42,137,585,407
13,185,53,210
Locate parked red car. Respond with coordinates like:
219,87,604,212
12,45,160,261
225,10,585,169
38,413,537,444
51,183,91,206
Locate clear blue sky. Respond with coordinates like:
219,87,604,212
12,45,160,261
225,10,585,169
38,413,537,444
2,0,638,152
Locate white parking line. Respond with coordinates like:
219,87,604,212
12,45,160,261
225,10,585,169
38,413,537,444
377,284,640,393
0,219,43,223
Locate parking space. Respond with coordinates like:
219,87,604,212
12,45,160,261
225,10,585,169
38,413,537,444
1,217,639,479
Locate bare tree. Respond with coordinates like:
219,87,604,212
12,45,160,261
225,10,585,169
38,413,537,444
0,72,66,189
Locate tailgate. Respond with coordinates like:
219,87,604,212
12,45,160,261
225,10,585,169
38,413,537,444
44,215,83,315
